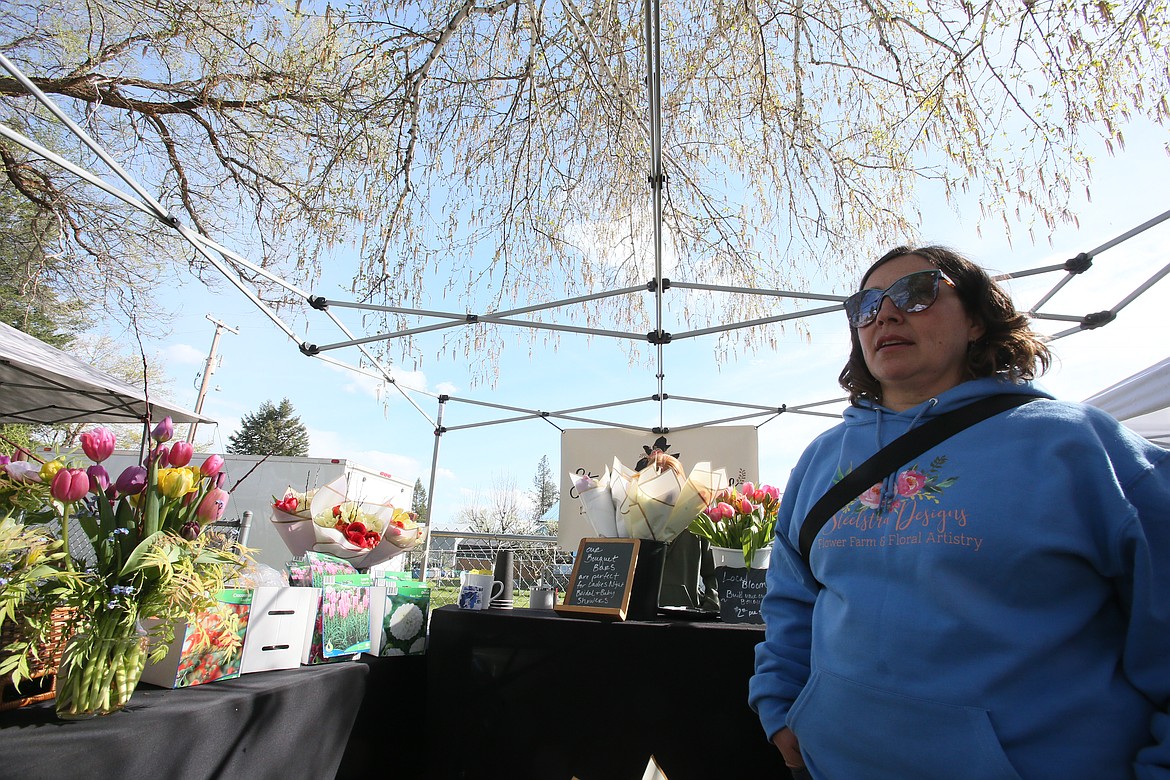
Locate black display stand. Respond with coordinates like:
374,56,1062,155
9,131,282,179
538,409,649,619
0,663,368,780
425,605,790,780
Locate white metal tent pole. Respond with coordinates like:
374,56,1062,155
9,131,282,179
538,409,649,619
0,52,173,226
645,0,668,432
419,396,447,584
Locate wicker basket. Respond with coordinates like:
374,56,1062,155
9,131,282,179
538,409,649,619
0,606,75,711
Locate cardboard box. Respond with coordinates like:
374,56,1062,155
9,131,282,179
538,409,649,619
239,586,320,674
141,589,252,688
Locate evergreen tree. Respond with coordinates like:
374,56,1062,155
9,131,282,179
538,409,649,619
530,455,559,521
226,398,309,456
411,478,429,522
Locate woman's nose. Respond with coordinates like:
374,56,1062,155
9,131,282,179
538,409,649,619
874,294,903,324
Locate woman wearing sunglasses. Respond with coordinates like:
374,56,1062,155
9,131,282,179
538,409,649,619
750,246,1170,779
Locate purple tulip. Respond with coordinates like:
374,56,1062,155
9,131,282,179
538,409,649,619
80,427,117,463
199,454,224,478
196,488,230,523
168,441,194,468
87,464,110,494
151,417,174,443
0,455,10,466
150,445,170,468
50,468,90,503
114,465,148,496
180,520,201,541
4,461,41,483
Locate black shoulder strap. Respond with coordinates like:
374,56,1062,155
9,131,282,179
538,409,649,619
798,394,1037,574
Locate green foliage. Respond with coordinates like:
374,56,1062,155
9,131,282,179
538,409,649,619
0,517,80,688
226,398,310,457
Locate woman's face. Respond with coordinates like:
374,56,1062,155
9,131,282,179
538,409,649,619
856,254,985,411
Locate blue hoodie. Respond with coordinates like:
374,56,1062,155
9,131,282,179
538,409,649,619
749,377,1170,779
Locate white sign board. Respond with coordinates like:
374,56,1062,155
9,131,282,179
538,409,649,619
558,426,759,552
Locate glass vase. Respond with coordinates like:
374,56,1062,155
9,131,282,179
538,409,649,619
54,610,148,720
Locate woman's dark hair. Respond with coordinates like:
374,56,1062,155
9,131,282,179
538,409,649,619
838,245,1052,404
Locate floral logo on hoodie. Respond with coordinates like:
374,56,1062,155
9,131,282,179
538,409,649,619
842,455,957,515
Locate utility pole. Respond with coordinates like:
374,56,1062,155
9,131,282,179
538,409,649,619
188,315,239,444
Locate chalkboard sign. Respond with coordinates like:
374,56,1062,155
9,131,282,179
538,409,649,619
716,566,768,624
555,537,641,620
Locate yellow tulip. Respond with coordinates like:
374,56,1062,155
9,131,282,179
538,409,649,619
158,467,195,499
40,459,64,481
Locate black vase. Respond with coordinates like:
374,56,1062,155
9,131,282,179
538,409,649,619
626,539,668,620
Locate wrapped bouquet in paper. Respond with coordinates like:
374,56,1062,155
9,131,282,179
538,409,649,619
270,476,425,568
569,468,619,537
614,455,725,543
572,450,725,544
308,476,426,568
269,486,318,560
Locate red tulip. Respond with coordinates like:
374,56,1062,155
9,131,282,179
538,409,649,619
169,441,194,468
199,454,224,477
50,468,90,503
80,427,116,463
196,488,229,523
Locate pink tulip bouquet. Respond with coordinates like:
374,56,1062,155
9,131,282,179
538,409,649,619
688,481,781,568
14,419,248,719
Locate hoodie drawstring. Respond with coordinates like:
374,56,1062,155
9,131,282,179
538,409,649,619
877,398,938,512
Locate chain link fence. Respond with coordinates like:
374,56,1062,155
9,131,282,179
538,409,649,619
402,531,574,609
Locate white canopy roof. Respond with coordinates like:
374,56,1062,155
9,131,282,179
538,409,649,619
1083,356,1170,448
0,322,212,426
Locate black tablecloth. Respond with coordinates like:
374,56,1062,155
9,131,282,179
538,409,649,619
0,662,368,780
425,605,789,780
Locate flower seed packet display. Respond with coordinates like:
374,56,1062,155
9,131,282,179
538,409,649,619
320,574,373,658
369,572,430,656
141,589,252,689
286,552,360,664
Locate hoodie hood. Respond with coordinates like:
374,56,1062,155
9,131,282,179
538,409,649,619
842,377,1053,432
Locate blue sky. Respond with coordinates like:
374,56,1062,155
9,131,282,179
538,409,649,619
134,120,1169,528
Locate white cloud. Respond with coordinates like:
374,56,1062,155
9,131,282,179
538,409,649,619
320,360,431,402
161,342,206,365
306,427,423,483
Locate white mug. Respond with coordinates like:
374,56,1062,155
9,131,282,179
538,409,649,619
457,583,485,610
459,572,503,610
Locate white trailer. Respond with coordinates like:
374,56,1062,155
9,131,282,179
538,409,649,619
90,450,416,571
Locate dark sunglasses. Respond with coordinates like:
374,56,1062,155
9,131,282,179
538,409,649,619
843,269,956,328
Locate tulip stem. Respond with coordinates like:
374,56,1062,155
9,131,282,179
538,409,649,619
60,504,76,572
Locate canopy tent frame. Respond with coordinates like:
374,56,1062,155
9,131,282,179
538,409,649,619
2,45,1168,435
3,5,1170,573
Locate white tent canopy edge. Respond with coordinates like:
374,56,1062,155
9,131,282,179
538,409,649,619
1083,356,1170,448
0,321,212,426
